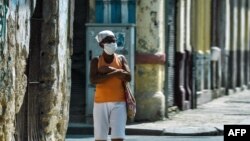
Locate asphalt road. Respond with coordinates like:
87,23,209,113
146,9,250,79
66,135,223,141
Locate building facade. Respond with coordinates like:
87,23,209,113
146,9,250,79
69,0,250,133
1,0,250,140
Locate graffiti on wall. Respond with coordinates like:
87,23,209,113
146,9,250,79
115,32,129,55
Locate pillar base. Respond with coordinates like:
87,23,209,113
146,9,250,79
135,91,165,121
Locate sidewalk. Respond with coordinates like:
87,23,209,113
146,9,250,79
125,89,250,136
67,89,250,136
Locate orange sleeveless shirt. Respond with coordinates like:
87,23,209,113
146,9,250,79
95,54,125,103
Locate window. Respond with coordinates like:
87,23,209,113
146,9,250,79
96,0,135,23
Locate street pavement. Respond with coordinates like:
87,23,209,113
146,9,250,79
67,89,250,139
126,89,250,136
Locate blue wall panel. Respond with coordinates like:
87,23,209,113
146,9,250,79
111,0,121,23
96,0,104,23
128,0,135,23
95,0,135,23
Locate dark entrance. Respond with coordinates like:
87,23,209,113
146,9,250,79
69,0,89,124
66,0,90,135
15,0,43,140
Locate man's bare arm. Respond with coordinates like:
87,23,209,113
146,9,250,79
90,57,124,84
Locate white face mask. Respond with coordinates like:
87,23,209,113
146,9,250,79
103,43,117,55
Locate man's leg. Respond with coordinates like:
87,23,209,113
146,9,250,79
110,102,127,141
94,103,109,141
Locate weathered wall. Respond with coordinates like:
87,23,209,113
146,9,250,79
191,0,212,105
228,0,239,90
135,0,165,121
0,0,73,140
37,0,73,140
0,0,31,140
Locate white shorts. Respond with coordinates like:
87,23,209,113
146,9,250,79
93,102,127,140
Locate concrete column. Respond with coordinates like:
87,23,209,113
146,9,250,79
135,0,165,121
191,0,212,105
210,0,226,97
210,0,218,91
203,0,211,93
203,0,213,92
218,0,227,96
237,0,246,89
184,0,192,109
228,0,238,92
242,0,248,88
223,0,231,94
247,0,250,87
193,0,205,94
175,0,187,110
39,0,72,140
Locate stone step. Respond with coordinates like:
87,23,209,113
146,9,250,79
69,115,86,123
69,107,85,115
67,123,94,135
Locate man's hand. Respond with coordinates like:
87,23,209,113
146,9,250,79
114,69,129,81
98,66,116,74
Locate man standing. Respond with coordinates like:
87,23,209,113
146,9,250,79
90,30,131,141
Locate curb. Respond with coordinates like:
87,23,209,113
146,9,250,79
67,125,224,136
162,127,223,136
67,118,250,136
126,128,163,136
126,126,224,136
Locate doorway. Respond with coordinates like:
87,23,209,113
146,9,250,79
69,0,89,124
15,0,43,140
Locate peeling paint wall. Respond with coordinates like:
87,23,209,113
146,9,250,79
0,0,73,140
136,0,164,53
135,0,165,121
39,0,72,140
0,0,31,140
191,0,211,95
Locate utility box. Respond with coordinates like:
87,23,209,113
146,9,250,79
85,23,135,123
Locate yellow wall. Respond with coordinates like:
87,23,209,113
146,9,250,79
191,0,211,53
